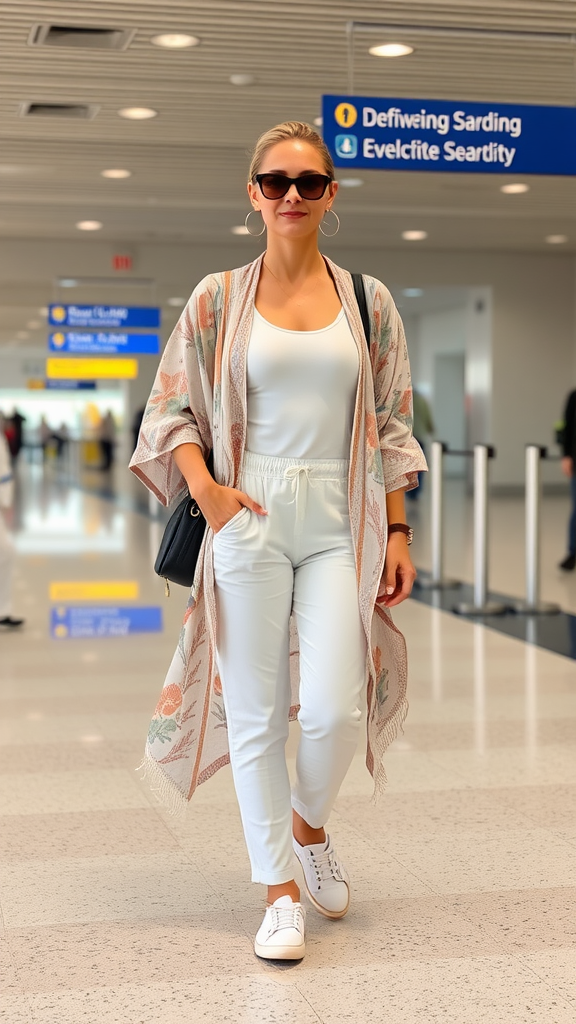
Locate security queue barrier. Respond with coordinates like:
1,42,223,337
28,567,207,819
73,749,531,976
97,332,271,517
453,445,508,616
512,446,560,615
414,440,461,590
418,441,562,616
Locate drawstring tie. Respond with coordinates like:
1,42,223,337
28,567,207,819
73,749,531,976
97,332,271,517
284,465,317,521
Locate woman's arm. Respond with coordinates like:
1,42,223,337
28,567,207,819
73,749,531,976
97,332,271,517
173,442,267,533
378,486,417,608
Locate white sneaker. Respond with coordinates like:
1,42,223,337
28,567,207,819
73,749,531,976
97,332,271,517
254,895,306,960
293,834,350,919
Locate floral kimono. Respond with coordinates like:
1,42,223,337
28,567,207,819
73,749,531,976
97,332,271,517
129,253,426,812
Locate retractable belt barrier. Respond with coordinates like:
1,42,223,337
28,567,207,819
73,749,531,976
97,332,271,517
417,440,562,616
513,445,560,615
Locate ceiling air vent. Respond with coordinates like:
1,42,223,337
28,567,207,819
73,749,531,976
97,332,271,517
28,24,136,50
19,102,100,120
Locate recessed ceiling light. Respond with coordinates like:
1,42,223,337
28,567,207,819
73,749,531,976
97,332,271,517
38,306,48,316
26,319,41,329
151,33,200,49
338,177,364,188
76,220,102,231
118,107,157,120
369,42,414,58
229,74,255,86
546,234,568,244
402,288,424,297
60,279,78,287
16,331,29,340
501,182,529,194
101,168,132,179
231,225,250,235
402,230,427,241
314,116,323,127
167,297,186,306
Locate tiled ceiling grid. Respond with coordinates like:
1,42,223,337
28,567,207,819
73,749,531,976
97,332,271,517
1,1,576,346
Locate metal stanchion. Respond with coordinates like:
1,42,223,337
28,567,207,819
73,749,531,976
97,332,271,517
513,445,560,614
415,440,460,589
455,444,507,615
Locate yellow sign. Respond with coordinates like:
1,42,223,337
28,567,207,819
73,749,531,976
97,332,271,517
334,102,358,128
46,357,138,380
49,581,140,602
27,379,45,390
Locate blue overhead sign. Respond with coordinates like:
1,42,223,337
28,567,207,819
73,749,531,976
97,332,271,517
45,380,96,390
322,95,576,175
48,304,161,328
51,605,163,639
48,331,160,355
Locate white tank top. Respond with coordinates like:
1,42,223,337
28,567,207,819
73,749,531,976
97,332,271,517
246,306,359,460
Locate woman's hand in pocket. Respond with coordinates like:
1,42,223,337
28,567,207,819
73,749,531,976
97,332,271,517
194,479,267,534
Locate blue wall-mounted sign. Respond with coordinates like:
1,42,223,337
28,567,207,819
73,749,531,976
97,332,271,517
48,305,161,328
48,331,160,355
45,380,97,390
322,95,576,175
51,605,163,639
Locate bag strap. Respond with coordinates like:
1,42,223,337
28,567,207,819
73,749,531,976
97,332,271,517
351,272,371,349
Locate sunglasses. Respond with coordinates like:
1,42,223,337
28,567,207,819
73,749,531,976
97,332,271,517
254,173,332,200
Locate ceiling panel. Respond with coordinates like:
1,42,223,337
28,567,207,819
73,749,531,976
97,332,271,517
0,0,575,257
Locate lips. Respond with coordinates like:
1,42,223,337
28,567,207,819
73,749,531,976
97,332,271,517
280,212,306,218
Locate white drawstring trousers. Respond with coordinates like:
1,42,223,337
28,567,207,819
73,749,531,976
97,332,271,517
0,511,15,618
213,451,366,885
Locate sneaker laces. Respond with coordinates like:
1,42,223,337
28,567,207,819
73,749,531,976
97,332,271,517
309,846,344,885
268,904,304,937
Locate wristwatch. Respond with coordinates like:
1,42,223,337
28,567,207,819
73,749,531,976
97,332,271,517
388,523,414,545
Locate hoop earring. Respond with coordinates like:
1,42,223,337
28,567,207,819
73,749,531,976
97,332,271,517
319,209,340,237
245,210,266,237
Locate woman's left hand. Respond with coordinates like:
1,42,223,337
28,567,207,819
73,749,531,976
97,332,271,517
377,533,417,608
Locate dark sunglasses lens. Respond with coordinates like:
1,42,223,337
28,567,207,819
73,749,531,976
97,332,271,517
298,174,329,199
259,175,289,199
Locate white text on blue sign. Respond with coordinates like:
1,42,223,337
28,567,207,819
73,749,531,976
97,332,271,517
48,305,161,328
49,332,160,354
322,96,576,175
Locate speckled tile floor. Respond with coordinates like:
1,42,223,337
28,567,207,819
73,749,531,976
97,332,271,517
1,464,575,1023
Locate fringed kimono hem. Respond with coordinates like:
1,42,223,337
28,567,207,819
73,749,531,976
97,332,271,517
370,694,409,804
135,747,189,817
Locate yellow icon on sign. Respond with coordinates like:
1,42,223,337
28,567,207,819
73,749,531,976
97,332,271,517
52,332,66,348
335,102,358,128
54,624,69,639
51,305,67,324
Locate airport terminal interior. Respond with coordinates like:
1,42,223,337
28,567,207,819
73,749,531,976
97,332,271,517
1,2,576,1022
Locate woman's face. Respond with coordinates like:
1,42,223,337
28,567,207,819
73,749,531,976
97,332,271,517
247,139,338,240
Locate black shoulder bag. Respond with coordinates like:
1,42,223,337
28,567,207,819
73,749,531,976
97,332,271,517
154,273,371,593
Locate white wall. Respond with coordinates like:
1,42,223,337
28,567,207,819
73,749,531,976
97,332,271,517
0,237,573,488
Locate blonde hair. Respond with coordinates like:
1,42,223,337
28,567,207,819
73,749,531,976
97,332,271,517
248,121,335,182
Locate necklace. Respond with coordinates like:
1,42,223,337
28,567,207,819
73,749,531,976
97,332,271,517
263,260,324,303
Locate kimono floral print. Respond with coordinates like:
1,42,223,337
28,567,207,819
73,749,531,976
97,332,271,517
129,252,426,812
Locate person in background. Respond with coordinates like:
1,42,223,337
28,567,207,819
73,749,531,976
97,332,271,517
54,422,69,460
7,407,26,461
0,414,24,629
406,388,434,501
98,411,116,471
559,387,576,570
131,406,146,454
39,415,53,460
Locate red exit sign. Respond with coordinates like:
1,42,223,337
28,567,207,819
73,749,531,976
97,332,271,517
112,254,132,271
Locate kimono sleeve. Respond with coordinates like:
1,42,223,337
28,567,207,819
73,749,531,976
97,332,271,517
367,277,428,493
129,275,219,506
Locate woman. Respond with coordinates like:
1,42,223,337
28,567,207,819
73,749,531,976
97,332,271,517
130,121,426,961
